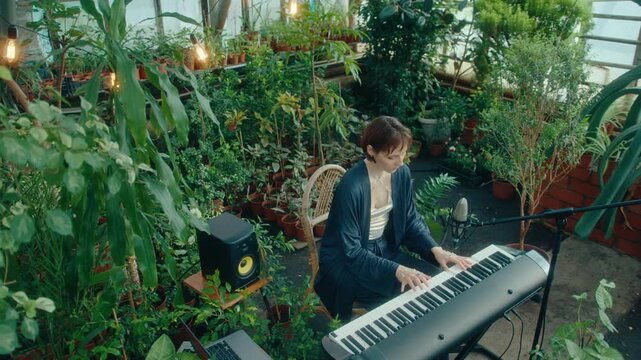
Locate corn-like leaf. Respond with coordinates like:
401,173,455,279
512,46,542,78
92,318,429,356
106,194,127,266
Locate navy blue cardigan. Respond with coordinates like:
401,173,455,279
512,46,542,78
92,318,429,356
315,160,438,319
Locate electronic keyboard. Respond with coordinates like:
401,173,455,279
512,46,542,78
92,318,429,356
323,244,550,360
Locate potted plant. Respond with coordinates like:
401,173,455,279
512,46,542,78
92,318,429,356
442,139,486,187
481,35,592,249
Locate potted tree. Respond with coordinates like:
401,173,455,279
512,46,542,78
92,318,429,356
481,35,593,249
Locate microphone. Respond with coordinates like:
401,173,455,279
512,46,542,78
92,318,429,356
451,198,469,248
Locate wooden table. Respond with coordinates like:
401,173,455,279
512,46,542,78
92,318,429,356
183,271,270,310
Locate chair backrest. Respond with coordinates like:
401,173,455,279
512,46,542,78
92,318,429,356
300,164,346,287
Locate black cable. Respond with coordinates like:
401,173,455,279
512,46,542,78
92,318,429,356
499,312,516,359
512,309,525,360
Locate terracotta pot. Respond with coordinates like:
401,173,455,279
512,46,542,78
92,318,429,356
223,205,242,218
239,52,246,63
267,304,293,339
429,141,446,157
248,193,264,217
295,221,306,242
280,214,299,238
314,222,326,237
153,285,167,310
492,178,515,201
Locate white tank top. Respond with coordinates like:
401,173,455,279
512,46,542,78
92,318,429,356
369,201,393,240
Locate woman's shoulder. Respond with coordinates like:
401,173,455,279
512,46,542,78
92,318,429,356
337,160,367,190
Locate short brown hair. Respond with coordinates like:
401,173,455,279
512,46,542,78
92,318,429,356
360,116,412,161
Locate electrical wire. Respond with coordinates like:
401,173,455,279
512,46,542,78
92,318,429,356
499,312,516,359
512,309,525,360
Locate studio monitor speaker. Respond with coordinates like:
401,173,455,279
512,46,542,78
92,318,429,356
197,212,260,291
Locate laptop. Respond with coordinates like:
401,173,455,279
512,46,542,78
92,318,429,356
177,319,272,360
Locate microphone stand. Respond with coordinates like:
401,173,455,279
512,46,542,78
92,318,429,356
467,198,641,356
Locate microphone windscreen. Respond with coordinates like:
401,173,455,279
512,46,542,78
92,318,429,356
453,198,468,222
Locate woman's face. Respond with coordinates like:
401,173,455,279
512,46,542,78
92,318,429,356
368,144,407,173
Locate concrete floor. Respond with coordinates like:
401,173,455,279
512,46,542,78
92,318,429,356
279,151,641,359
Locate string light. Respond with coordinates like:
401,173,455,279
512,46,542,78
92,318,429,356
190,34,208,61
288,0,298,16
4,25,17,62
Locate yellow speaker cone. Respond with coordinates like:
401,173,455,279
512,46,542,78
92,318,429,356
238,255,254,277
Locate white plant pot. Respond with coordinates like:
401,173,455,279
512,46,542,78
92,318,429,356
418,117,450,143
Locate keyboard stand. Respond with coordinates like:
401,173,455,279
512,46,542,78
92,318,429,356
454,325,501,360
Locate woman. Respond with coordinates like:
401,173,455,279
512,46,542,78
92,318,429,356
315,116,471,321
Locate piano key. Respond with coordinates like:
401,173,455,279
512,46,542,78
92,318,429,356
356,329,375,346
470,264,491,278
485,255,505,269
445,279,465,293
389,310,407,326
397,307,417,321
341,338,360,354
434,284,453,297
441,281,461,296
492,251,513,265
458,271,479,285
451,276,471,289
415,297,433,311
466,266,486,280
374,319,394,335
420,293,439,309
406,301,424,316
425,292,444,306
455,273,475,288
380,316,399,332
361,326,380,343
480,258,500,272
367,323,387,339
346,334,365,352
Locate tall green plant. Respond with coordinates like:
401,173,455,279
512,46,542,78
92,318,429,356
575,65,641,239
359,0,456,120
414,173,460,241
481,35,592,248
472,0,592,84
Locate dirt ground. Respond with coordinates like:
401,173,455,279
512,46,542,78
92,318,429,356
279,153,641,359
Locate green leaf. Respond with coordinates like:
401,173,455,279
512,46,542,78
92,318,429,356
28,101,57,123
64,151,87,169
26,141,48,169
11,213,35,245
21,317,39,341
156,12,201,26
155,153,181,203
107,171,123,195
0,286,7,299
564,339,583,358
35,297,55,313
380,5,398,19
0,136,29,165
143,178,186,236
0,66,12,80
106,194,126,266
29,127,48,143
46,209,73,236
424,0,435,12
59,132,73,148
115,46,148,146
64,169,86,194
11,291,29,305
596,283,613,309
0,324,19,355
0,230,16,252
145,334,176,360
598,309,617,333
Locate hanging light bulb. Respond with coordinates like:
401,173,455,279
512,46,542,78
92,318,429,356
190,34,208,61
289,0,298,16
4,25,17,62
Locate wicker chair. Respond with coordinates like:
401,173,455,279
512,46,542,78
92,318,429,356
300,164,366,318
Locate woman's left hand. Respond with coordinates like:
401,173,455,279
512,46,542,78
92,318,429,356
431,247,472,272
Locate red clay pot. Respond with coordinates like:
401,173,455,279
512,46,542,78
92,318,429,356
492,178,515,201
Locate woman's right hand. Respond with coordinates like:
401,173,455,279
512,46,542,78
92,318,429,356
395,265,431,292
